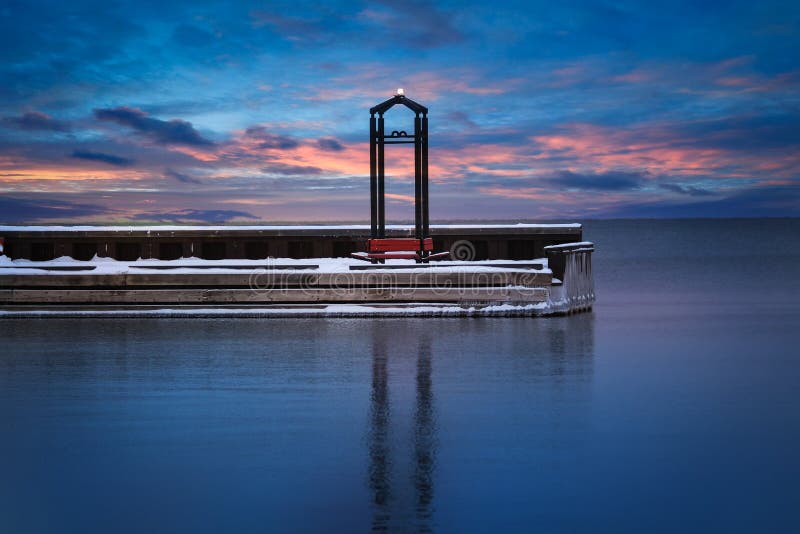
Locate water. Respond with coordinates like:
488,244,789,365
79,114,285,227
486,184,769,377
2,218,799,533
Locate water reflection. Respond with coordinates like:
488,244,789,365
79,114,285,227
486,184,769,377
368,324,437,532
368,324,391,529
365,316,595,531
413,336,434,530
1,316,596,532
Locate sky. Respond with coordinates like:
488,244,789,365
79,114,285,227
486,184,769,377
1,0,799,224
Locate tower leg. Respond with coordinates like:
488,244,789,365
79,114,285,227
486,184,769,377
377,115,386,239
414,115,422,243
422,115,430,238
370,115,377,239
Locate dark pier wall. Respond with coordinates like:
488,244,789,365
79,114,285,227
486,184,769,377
0,225,581,261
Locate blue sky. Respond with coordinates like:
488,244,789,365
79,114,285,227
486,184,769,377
1,0,798,223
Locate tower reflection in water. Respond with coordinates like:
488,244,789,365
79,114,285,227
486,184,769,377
368,324,435,532
365,316,594,531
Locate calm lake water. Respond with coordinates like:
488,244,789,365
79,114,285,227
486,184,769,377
2,218,799,533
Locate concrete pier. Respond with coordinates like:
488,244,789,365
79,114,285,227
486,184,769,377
0,265,551,305
0,241,595,316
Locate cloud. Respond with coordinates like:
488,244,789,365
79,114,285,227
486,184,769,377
2,2,799,222
245,126,300,149
0,196,112,223
2,111,70,132
132,208,258,223
250,0,464,51
609,184,800,218
542,170,644,191
316,137,344,151
261,162,323,176
93,106,214,146
529,121,800,179
385,192,415,203
361,0,465,48
672,114,800,151
302,67,509,104
659,183,715,196
444,111,477,129
258,176,359,191
70,150,134,166
165,168,203,184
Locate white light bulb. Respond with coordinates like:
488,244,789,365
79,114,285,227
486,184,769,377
396,88,404,96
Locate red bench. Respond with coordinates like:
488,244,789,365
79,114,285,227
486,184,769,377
367,238,433,252
351,238,447,263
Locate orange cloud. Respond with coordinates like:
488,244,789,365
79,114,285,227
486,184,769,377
0,167,145,181
384,193,415,203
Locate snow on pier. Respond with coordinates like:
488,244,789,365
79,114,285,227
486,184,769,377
0,244,594,317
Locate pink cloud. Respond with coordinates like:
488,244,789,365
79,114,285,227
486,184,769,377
528,122,798,178
301,66,512,103
611,70,654,84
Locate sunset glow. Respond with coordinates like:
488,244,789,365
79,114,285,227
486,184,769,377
1,1,798,223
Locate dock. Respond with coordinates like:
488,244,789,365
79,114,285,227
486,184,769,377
0,243,594,317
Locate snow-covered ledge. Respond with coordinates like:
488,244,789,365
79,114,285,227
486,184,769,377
0,248,596,317
544,242,595,314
